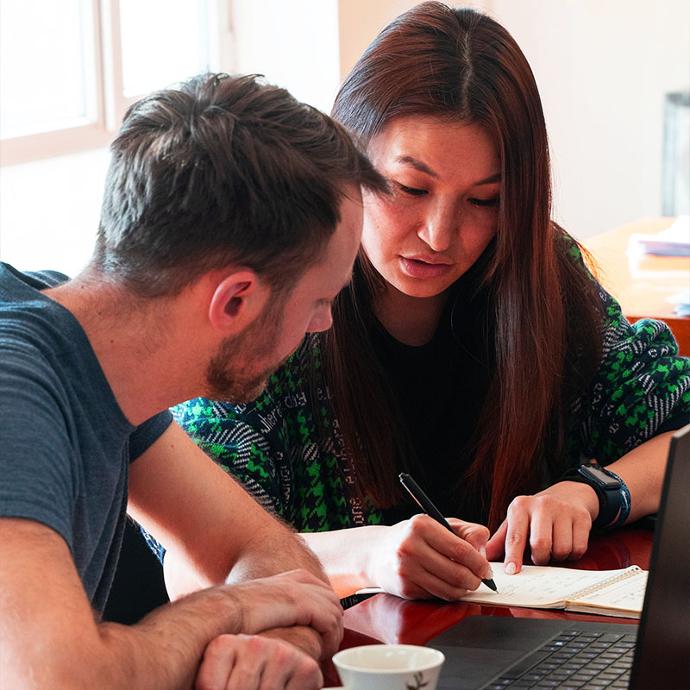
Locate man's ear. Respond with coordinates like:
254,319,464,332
207,270,269,334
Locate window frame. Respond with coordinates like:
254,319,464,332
0,0,229,167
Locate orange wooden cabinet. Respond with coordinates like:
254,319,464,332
583,217,690,356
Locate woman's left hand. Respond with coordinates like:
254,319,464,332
485,481,600,574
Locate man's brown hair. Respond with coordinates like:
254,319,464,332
94,73,386,297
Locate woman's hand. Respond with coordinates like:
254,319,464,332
485,481,599,573
367,515,492,600
195,633,322,690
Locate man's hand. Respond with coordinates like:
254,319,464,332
259,626,323,660
367,515,492,600
195,634,322,690
222,569,343,657
486,481,598,573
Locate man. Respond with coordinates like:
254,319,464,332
0,73,386,689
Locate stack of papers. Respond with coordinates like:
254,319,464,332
629,215,690,257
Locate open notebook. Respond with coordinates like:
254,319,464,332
355,563,647,619
462,563,646,619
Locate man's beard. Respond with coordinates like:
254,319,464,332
204,293,288,403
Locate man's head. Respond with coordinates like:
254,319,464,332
205,185,364,401
94,72,386,296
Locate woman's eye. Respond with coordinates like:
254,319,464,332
469,196,500,208
396,182,427,197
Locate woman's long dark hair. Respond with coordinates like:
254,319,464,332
325,2,604,530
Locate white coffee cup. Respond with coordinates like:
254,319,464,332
332,643,445,690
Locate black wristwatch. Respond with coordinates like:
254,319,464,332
576,463,630,529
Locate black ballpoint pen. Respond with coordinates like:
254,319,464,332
399,472,498,592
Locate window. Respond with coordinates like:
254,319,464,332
0,0,227,274
0,0,221,166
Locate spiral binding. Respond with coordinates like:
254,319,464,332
569,565,643,601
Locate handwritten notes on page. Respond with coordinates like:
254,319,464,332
460,564,646,619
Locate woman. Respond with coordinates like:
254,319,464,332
172,3,690,600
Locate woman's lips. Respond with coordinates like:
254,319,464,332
399,256,453,279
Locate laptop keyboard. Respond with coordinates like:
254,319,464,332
483,629,637,689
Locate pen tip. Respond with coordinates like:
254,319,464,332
484,578,498,592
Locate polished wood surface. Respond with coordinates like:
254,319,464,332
324,527,653,686
583,217,690,356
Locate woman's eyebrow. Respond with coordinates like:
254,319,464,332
475,172,501,185
395,155,438,178
395,157,501,186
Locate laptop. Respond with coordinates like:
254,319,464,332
428,424,690,689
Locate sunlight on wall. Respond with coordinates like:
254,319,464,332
0,148,109,276
1,0,688,277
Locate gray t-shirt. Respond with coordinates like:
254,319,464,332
0,263,172,613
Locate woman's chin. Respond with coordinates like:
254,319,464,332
387,274,459,300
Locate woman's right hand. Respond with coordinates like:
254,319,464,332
366,515,493,600
222,569,343,657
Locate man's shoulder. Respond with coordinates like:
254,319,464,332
0,262,69,293
1,263,71,340
0,265,121,434
21,268,70,289
1,262,81,346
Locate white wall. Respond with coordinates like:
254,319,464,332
0,148,110,275
2,1,687,276
486,0,690,239
337,0,489,79
230,0,341,113
334,0,689,239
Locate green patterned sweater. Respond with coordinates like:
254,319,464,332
172,287,690,534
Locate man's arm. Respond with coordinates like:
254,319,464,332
128,422,338,658
0,518,341,690
128,422,326,587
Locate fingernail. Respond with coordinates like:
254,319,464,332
484,564,494,580
505,561,517,575
480,546,487,559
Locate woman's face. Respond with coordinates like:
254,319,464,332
362,116,500,300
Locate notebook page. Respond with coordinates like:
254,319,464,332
460,564,634,609
567,569,647,617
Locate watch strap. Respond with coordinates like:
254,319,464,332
572,463,631,530
599,467,631,529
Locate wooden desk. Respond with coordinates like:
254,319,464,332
324,527,652,686
583,217,690,356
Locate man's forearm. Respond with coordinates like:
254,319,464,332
221,526,334,659
4,576,243,690
95,586,242,690
224,524,326,585
162,525,333,662
130,425,327,590
165,520,327,595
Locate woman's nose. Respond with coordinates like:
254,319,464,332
417,203,457,252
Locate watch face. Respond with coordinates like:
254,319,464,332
584,465,621,489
